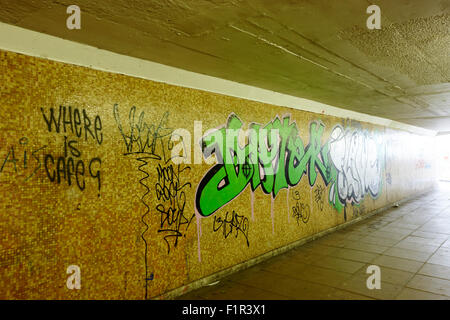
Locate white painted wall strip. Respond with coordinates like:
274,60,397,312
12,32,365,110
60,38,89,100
0,22,435,136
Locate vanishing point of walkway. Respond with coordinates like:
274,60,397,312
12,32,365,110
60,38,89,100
178,183,450,300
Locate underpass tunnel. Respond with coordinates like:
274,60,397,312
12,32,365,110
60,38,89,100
0,0,449,301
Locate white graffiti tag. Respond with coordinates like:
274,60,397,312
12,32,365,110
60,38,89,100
329,125,382,205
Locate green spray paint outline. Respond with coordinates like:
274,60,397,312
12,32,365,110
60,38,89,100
195,113,385,217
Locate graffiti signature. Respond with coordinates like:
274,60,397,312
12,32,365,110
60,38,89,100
213,210,250,246
113,104,182,299
314,185,325,211
155,163,194,254
113,104,174,161
292,191,310,225
0,137,47,182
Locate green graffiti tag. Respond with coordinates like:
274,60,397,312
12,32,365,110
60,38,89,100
195,114,341,217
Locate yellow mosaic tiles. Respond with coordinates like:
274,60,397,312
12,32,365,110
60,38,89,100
0,49,436,299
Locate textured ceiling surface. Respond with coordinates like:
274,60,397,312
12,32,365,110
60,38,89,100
0,0,449,132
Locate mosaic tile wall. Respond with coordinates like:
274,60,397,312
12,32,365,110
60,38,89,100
0,49,436,299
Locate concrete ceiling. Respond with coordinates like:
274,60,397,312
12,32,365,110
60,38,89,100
1,0,449,132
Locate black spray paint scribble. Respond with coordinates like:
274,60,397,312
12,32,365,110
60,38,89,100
0,137,47,182
113,104,175,161
314,185,325,211
113,104,181,300
292,191,310,225
136,155,155,299
213,210,250,247
155,162,194,254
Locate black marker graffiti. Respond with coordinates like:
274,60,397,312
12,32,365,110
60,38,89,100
292,191,310,225
0,137,47,182
43,137,101,195
135,155,153,298
113,104,174,161
41,106,103,195
314,185,325,211
113,104,191,299
213,210,250,247
41,105,103,145
155,163,194,254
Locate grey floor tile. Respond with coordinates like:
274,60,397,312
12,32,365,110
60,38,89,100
189,280,290,300
395,288,449,300
275,264,353,288
327,248,378,264
406,275,450,297
260,258,308,275
308,256,366,274
344,241,390,254
232,270,341,299
354,264,414,286
418,263,450,281
370,230,409,241
300,243,341,256
427,248,450,267
416,225,450,235
411,231,449,240
393,240,439,254
327,288,375,300
379,227,413,236
359,235,400,247
286,251,331,265
383,247,433,262
400,236,446,247
371,255,424,273
386,222,421,230
337,274,403,300
313,235,350,248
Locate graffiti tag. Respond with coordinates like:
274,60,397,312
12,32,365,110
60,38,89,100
212,210,250,246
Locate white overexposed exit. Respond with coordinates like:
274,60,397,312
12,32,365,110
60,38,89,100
437,134,450,181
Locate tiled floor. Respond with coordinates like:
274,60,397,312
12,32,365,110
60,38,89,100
178,182,450,300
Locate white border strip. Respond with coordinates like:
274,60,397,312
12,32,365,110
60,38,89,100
0,22,435,136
